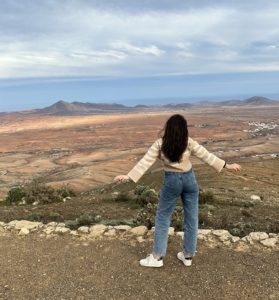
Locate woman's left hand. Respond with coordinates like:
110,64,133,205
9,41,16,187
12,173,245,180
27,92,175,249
113,175,130,183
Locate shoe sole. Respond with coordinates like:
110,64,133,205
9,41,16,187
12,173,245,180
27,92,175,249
139,262,163,267
177,253,192,266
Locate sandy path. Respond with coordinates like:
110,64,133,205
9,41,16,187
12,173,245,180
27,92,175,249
0,235,278,300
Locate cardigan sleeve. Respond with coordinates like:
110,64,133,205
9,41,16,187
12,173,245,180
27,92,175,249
127,139,160,183
188,138,225,172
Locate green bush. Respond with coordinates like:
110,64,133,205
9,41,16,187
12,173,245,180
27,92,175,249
5,186,26,205
199,190,216,204
5,181,76,206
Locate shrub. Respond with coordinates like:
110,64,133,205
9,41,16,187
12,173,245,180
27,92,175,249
114,192,131,202
134,185,148,196
5,180,76,206
243,201,255,208
135,187,158,207
199,190,216,204
5,186,26,205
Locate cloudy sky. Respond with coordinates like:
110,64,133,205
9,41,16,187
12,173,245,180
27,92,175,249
0,0,279,111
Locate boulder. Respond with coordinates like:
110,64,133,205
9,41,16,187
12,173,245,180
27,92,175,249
248,232,269,241
130,226,148,236
260,238,277,248
14,221,42,231
89,224,107,237
77,226,90,234
114,225,132,231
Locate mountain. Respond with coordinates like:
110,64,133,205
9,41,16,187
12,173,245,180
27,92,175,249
36,100,132,115
217,96,278,106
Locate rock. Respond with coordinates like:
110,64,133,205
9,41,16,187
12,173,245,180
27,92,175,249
70,230,79,236
0,222,6,227
54,227,70,234
46,222,58,227
19,228,30,235
198,229,212,235
212,229,230,237
14,220,42,232
8,220,18,228
248,232,269,241
77,226,89,234
114,225,132,231
56,223,66,228
269,233,277,238
231,236,240,243
130,226,148,236
168,227,175,236
89,224,107,237
250,195,261,201
260,238,277,248
176,231,184,239
223,240,231,246
104,229,116,237
43,227,55,235
136,236,145,243
212,229,232,241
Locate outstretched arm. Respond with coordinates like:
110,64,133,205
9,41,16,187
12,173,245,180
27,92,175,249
189,138,241,172
114,139,160,183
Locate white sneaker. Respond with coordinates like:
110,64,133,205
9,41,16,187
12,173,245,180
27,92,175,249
177,251,192,266
139,254,164,267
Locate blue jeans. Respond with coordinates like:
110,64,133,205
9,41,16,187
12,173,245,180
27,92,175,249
153,169,199,257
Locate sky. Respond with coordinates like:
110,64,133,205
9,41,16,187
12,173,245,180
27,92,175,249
0,0,279,112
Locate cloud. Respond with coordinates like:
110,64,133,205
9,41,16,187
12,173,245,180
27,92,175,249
0,0,279,78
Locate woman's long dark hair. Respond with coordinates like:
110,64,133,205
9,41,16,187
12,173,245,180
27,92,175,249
161,114,188,163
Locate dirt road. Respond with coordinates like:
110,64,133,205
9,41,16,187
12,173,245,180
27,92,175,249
0,235,278,300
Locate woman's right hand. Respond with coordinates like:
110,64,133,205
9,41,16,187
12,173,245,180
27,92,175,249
225,163,242,171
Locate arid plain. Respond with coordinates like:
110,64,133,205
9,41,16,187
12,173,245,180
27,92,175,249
0,104,278,200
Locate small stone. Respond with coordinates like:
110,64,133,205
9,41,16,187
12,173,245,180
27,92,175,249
269,233,277,238
77,226,89,234
130,226,148,236
104,229,116,237
176,231,184,239
260,238,277,248
89,224,107,237
249,232,269,241
56,223,66,228
8,220,18,228
19,228,30,235
168,227,175,236
114,225,132,231
54,227,70,234
250,195,261,201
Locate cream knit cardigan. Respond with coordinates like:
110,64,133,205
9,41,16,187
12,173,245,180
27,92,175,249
127,137,225,183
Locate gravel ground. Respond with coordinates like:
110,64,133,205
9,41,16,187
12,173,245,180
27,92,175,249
0,235,278,300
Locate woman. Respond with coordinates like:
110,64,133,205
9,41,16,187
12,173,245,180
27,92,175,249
114,114,241,268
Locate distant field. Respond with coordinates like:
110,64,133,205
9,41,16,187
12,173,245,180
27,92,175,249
0,105,278,199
